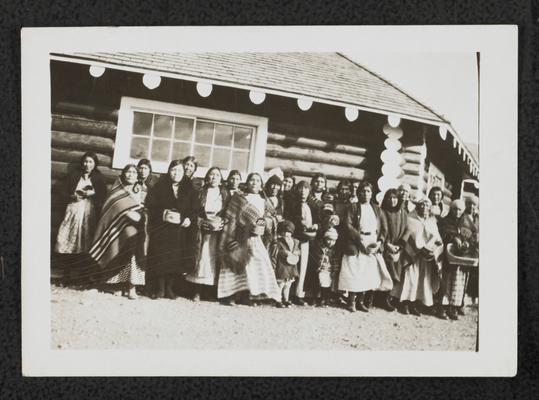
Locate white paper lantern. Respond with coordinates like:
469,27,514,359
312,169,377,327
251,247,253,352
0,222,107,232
345,107,359,122
380,149,403,166
384,138,402,151
388,114,401,128
249,90,266,105
383,124,404,140
439,125,448,140
196,82,213,97
297,97,313,111
143,73,161,90
382,163,403,179
377,176,400,193
89,65,105,78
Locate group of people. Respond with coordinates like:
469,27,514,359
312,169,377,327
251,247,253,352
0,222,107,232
54,151,479,320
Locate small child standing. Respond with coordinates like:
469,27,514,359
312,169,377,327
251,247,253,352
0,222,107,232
269,220,301,307
311,228,339,307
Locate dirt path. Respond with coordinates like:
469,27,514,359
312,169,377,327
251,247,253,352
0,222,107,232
51,285,478,351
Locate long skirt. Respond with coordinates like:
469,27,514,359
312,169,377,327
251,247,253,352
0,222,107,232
55,198,95,254
186,232,219,286
442,264,469,306
295,241,310,298
392,258,440,306
217,236,280,301
338,252,393,293
106,254,145,286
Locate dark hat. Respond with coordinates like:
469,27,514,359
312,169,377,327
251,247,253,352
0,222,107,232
266,174,283,186
277,220,295,235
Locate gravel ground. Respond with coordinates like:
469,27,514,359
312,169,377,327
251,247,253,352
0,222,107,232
51,285,478,351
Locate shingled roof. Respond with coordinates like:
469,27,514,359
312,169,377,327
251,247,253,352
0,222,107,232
52,52,446,124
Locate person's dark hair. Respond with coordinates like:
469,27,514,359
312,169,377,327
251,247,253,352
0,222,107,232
226,169,242,190
204,167,223,187
295,180,310,191
264,175,283,195
283,172,296,184
80,151,99,174
428,186,444,204
337,179,352,193
381,188,401,211
137,158,152,172
119,164,138,185
182,156,198,174
310,173,327,188
245,172,266,196
357,181,374,203
167,159,184,172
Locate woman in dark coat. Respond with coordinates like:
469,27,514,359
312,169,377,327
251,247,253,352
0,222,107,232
146,160,197,299
381,188,408,311
55,151,106,255
185,167,230,301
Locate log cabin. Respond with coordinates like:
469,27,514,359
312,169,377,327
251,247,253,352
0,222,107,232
49,52,479,243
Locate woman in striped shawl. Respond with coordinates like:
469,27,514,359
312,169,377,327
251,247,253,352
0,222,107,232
217,172,281,305
88,164,149,300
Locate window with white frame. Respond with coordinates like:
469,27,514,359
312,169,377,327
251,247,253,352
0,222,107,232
113,97,268,177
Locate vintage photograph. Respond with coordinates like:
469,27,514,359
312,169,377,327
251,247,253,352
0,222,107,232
47,51,480,351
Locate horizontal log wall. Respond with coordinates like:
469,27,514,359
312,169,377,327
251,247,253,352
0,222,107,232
51,109,120,238
265,123,372,184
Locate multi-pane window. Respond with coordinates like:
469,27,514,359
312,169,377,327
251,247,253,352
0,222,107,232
129,111,253,172
114,97,268,177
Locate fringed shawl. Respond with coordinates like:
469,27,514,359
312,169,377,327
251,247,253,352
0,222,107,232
88,182,148,271
218,192,277,273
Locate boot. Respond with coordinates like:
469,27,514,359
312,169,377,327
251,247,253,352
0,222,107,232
154,277,165,299
364,291,374,309
356,292,369,312
435,305,447,319
383,292,396,312
165,277,177,299
398,301,410,315
447,306,459,320
347,292,357,313
409,301,421,316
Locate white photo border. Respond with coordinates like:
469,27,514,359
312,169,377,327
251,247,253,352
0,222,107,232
21,25,518,377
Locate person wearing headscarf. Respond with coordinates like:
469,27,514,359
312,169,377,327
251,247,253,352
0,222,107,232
381,188,408,312
338,181,392,313
393,196,443,316
428,186,449,223
145,160,197,299
185,167,230,301
437,199,477,320
88,164,149,299
55,151,107,256
217,172,281,305
398,183,415,213
283,180,320,305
